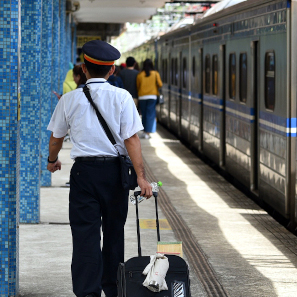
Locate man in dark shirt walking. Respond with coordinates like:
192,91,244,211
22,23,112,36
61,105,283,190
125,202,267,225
119,56,139,108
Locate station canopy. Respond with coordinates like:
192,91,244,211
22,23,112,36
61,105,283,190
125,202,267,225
73,0,170,24
203,0,246,17
71,0,221,44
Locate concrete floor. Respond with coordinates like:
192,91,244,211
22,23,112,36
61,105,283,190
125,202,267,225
19,126,297,296
19,138,202,297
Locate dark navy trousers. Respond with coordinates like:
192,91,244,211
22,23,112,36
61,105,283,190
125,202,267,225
69,158,129,297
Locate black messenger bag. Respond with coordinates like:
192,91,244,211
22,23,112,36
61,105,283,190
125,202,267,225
83,85,138,190
119,154,138,190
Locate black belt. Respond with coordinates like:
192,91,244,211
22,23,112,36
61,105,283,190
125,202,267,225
75,156,118,163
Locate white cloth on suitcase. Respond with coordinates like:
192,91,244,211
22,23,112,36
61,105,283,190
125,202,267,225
142,254,169,292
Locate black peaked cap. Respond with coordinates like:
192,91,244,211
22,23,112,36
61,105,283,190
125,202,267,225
82,40,121,63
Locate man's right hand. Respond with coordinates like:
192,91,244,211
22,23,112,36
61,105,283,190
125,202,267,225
137,177,153,198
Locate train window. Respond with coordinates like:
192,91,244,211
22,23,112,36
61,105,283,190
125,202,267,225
192,56,196,77
162,59,168,84
183,57,187,88
265,52,275,110
175,58,178,86
239,53,247,103
162,59,164,82
164,59,168,84
205,55,211,94
171,58,174,84
229,53,236,99
212,55,218,95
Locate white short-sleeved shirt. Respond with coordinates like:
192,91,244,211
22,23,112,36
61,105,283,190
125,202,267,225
47,78,144,159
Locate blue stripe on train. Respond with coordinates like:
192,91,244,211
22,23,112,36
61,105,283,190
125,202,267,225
259,112,296,137
226,100,254,122
163,90,297,137
203,95,222,111
287,118,297,137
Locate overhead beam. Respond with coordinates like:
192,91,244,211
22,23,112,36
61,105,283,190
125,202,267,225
76,23,124,38
166,1,219,3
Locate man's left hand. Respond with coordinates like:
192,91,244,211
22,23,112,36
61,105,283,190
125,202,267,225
47,160,62,173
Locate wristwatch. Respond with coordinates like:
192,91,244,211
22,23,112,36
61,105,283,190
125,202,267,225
47,156,58,163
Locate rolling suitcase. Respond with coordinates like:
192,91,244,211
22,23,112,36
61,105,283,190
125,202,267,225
117,190,191,297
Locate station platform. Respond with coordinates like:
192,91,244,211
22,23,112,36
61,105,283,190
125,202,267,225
19,125,297,297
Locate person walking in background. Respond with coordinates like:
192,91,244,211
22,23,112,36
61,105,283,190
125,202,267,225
136,58,162,139
75,57,83,66
53,64,77,100
119,56,139,108
134,61,140,71
73,65,87,88
107,65,124,88
63,68,77,94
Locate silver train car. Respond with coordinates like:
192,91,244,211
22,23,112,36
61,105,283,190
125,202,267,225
123,0,297,229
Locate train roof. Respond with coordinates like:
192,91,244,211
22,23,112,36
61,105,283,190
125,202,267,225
203,0,247,17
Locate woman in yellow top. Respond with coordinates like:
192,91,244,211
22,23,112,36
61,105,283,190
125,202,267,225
136,59,163,139
53,68,77,100
63,69,77,94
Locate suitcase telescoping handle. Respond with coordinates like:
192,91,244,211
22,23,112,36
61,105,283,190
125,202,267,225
135,191,161,257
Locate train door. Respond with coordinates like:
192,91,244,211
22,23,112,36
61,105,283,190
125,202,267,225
169,55,178,133
180,50,190,142
167,53,171,128
160,54,169,126
251,41,259,192
156,51,162,120
199,48,203,152
220,45,226,167
178,51,182,136
189,45,200,149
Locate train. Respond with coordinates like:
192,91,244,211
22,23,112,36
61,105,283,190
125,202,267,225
121,0,297,230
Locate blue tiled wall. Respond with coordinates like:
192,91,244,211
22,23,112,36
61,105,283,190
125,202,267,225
0,0,21,295
40,0,53,187
66,14,71,66
0,0,75,294
20,0,42,223
59,0,67,94
51,0,60,114
73,22,77,64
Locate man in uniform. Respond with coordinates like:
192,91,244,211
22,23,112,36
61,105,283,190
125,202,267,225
47,40,152,297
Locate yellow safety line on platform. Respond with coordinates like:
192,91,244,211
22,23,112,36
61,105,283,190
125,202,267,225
139,219,172,230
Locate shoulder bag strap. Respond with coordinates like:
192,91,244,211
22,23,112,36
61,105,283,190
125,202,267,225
83,85,117,147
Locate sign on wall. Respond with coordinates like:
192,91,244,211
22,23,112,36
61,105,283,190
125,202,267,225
77,36,101,48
